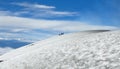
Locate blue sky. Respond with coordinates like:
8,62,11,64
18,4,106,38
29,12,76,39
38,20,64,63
0,0,120,24
0,0,120,50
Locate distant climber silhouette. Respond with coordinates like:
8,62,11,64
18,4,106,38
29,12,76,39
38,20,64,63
59,33,64,36
0,60,3,63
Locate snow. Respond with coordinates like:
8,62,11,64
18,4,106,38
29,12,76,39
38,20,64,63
0,30,120,69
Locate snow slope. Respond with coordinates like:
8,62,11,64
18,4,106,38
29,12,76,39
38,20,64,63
0,30,120,69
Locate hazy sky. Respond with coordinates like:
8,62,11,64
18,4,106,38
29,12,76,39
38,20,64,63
0,0,120,43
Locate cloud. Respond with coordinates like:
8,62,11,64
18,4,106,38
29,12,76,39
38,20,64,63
0,29,52,42
0,15,117,32
12,2,55,9
44,11,78,16
0,11,13,16
11,2,78,18
0,11,118,42
0,47,14,55
0,16,63,29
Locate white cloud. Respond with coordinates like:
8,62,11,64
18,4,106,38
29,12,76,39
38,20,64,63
0,16,63,29
0,30,52,42
0,11,13,16
0,15,117,32
0,10,118,42
12,2,55,9
10,29,28,33
0,47,14,55
52,24,117,32
11,2,77,17
45,11,78,16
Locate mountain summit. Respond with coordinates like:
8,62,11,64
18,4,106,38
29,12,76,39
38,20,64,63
0,30,120,69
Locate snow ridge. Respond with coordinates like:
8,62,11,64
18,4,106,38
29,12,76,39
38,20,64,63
0,30,120,69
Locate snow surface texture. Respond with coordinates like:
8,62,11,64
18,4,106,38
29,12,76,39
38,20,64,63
0,30,120,69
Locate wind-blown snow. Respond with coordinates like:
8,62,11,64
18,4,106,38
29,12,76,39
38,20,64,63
0,30,120,69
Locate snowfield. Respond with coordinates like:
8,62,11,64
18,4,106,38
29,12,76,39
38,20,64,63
0,30,120,69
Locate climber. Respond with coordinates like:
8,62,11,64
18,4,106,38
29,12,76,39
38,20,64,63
59,33,64,36
0,60,3,63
